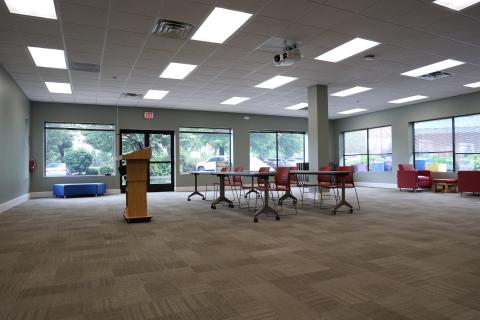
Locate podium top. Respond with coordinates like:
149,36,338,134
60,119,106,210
121,146,152,160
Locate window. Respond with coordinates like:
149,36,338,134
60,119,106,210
413,114,480,171
413,118,453,171
250,131,306,171
343,126,392,172
455,114,480,170
44,122,115,177
179,127,232,173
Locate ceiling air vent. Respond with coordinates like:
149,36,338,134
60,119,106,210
417,71,452,81
120,92,144,99
152,19,193,39
69,61,100,73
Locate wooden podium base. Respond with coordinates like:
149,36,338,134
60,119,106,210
123,212,152,223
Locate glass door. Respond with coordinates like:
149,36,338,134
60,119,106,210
120,130,174,192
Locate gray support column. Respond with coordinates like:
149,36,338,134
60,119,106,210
308,85,330,169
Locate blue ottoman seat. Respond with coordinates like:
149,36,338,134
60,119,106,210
53,183,107,198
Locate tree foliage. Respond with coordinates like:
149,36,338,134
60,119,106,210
64,150,92,174
45,129,73,162
84,131,114,154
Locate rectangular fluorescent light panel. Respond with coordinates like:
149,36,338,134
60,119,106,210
433,0,480,11
191,7,253,44
389,95,428,104
4,0,57,19
160,62,197,80
331,86,372,97
338,108,367,115
28,47,66,69
144,90,169,100
255,75,298,89
285,103,308,110
221,97,250,105
401,59,465,77
315,38,380,63
45,82,71,94
464,81,480,88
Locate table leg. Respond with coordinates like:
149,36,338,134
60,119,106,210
187,174,206,201
211,175,234,209
244,176,260,198
278,173,297,205
253,176,279,223
332,176,353,214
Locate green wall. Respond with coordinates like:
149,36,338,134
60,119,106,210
0,67,30,204
331,91,480,184
30,102,308,192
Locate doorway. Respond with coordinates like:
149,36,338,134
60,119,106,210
120,130,174,192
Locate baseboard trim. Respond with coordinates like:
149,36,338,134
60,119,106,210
0,193,30,213
106,188,121,195
175,186,196,192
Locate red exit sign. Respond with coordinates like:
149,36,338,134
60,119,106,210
144,111,154,119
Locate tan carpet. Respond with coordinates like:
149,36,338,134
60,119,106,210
0,188,479,320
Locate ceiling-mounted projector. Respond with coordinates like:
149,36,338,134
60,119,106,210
273,43,302,66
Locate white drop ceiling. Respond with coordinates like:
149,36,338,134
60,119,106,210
1,0,480,119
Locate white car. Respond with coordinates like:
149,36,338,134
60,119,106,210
196,156,230,171
250,157,273,172
45,162,68,176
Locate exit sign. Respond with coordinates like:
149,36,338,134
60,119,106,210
144,111,154,119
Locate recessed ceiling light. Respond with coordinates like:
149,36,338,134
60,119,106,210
160,62,197,80
314,38,380,63
27,47,66,69
221,97,250,105
191,7,253,44
389,95,428,104
338,108,367,115
255,75,298,89
433,0,480,11
401,59,465,77
331,86,372,97
4,0,57,19
45,82,71,94
285,103,308,110
464,81,480,88
144,90,169,100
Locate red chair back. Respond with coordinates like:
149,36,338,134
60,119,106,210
257,167,270,186
275,167,290,188
399,164,415,171
289,166,299,184
233,167,243,184
220,167,230,184
336,166,355,185
317,165,333,183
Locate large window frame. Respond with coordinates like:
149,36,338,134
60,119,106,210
44,122,116,177
249,130,306,170
342,125,392,172
412,113,480,172
179,127,233,174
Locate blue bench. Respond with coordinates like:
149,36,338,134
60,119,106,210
53,183,107,198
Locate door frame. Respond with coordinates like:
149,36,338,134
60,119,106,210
119,129,175,192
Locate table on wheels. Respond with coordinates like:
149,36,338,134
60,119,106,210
279,170,353,214
189,171,277,222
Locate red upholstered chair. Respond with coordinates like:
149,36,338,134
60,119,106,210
225,167,244,204
397,164,432,191
256,167,297,214
303,165,335,206
458,171,480,195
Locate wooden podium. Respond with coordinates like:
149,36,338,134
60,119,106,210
122,147,152,222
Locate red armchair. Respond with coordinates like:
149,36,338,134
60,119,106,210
397,164,432,191
458,171,480,195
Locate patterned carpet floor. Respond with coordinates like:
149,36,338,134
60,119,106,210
0,188,479,320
